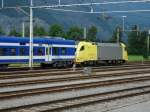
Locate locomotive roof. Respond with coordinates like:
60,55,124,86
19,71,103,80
97,43,122,47
0,36,75,45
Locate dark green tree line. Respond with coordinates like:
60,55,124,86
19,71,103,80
66,26,83,40
110,26,122,43
9,28,21,37
127,25,148,58
86,25,98,42
48,24,65,37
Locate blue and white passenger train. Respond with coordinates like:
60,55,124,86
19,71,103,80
0,36,76,68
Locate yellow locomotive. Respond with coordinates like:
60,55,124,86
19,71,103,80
75,41,128,65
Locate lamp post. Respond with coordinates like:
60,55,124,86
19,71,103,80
122,16,127,31
116,27,120,43
22,22,25,37
29,0,33,69
147,30,150,58
84,27,87,40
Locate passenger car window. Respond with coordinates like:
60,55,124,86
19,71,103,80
10,48,16,56
62,48,67,55
80,46,84,51
37,48,43,56
53,47,59,55
20,48,25,56
0,48,7,56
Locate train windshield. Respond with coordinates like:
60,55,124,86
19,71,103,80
80,46,85,51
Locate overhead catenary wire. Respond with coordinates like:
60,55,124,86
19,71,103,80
45,8,150,14
0,0,149,10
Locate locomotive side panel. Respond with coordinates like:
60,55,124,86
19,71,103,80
97,43,123,61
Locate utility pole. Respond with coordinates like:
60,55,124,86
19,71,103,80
58,0,61,6
22,22,25,37
122,16,127,32
116,27,120,43
84,27,87,40
29,0,33,69
1,0,3,8
147,30,150,58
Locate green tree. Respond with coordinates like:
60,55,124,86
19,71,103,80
25,26,29,37
9,28,21,37
34,25,47,36
48,24,64,37
127,25,147,57
87,25,98,42
139,30,148,58
110,26,122,43
66,26,83,40
0,26,5,36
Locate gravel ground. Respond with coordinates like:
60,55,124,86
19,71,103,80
62,92,150,112
1,80,150,110
0,73,150,93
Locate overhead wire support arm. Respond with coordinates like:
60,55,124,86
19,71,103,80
16,7,30,16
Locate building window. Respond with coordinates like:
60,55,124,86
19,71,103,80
20,48,25,56
53,47,59,55
10,48,16,56
62,48,67,55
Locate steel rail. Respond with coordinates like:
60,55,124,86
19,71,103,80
1,85,150,112
0,64,150,80
0,75,150,100
0,69,150,87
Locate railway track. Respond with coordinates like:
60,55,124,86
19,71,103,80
0,64,150,111
0,63,149,75
1,68,150,87
0,64,150,80
1,84,150,112
0,74,150,100
0,68,150,87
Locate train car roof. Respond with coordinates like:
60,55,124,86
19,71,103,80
0,36,75,45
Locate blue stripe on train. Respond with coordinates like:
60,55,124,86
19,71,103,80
0,58,74,63
0,59,45,63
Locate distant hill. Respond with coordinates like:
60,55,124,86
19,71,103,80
0,0,150,41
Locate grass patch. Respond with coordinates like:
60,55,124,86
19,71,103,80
128,55,150,62
9,63,40,68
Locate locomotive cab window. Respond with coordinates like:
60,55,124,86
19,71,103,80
125,47,127,51
80,46,85,51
